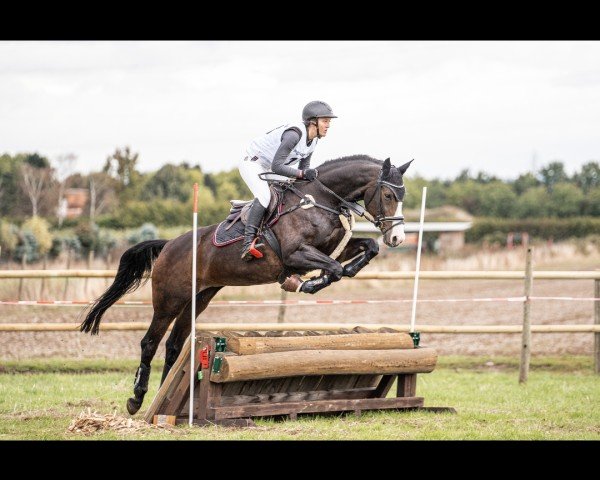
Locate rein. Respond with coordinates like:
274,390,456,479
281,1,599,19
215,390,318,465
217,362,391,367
260,168,406,236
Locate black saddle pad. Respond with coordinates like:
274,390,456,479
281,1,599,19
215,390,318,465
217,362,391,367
212,217,246,246
212,192,284,247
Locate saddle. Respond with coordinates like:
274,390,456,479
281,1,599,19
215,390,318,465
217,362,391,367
212,185,285,249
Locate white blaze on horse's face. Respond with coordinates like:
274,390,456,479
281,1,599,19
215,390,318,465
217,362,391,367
386,201,405,247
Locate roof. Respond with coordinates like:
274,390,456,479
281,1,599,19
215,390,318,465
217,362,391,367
353,221,472,233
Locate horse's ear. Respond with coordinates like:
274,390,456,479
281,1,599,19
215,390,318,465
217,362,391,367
382,158,391,177
398,159,414,175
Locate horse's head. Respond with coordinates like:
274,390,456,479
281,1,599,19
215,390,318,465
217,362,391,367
364,158,413,247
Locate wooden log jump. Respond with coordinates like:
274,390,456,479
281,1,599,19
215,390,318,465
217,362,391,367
144,329,454,427
224,332,415,355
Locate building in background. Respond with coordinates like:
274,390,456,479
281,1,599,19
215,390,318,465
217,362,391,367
63,188,89,218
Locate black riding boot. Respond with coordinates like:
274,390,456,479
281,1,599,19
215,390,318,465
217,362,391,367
240,199,267,261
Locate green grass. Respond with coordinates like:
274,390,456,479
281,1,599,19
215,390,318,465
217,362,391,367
0,356,598,440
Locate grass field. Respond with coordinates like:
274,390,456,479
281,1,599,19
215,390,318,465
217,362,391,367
1,356,598,440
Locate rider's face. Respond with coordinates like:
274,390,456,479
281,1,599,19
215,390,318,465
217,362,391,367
317,118,332,137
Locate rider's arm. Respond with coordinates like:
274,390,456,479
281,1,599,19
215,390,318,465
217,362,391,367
271,128,304,178
298,153,312,171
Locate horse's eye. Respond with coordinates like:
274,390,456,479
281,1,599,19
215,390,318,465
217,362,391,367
384,193,392,200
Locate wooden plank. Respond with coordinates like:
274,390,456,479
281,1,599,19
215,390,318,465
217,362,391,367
218,387,379,406
354,374,381,389
397,374,417,397
212,396,424,420
296,375,324,393
211,348,438,383
162,362,192,416
371,375,396,399
143,334,192,422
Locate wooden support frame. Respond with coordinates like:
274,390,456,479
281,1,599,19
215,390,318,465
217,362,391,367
144,333,454,427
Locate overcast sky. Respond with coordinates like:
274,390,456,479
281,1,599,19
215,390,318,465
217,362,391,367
1,41,599,180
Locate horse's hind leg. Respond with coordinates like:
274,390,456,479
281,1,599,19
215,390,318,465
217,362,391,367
161,286,223,384
126,310,173,415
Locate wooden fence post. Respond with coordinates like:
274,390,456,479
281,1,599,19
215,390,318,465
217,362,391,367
594,279,599,375
519,247,533,384
277,289,287,323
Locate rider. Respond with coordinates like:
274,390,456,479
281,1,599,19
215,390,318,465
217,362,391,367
238,100,337,261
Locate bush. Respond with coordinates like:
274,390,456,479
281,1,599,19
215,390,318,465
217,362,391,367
0,220,19,254
50,234,83,259
127,223,159,245
74,223,99,253
466,217,600,243
21,216,53,255
96,230,118,258
14,231,39,263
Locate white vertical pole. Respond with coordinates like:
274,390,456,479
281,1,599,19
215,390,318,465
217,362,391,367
410,187,427,333
189,183,199,426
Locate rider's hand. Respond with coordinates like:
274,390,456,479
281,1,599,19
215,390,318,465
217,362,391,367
301,168,318,181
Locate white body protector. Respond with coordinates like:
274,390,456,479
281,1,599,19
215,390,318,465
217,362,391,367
239,123,318,207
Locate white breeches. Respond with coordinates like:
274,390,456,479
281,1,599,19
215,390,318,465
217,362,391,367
238,157,289,208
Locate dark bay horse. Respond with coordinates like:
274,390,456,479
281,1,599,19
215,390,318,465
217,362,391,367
80,155,412,414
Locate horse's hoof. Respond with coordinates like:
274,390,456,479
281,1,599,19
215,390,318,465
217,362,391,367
126,397,142,415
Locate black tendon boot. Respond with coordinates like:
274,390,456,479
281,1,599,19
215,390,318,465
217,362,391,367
240,199,267,261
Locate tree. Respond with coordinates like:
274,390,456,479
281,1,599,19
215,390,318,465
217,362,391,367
23,152,50,169
547,183,585,218
19,164,49,217
89,172,117,226
142,164,193,202
455,169,472,182
538,161,568,192
103,146,139,188
512,172,540,195
573,161,600,194
54,153,77,227
479,182,518,218
582,188,600,216
515,187,550,218
446,180,485,216
475,171,499,184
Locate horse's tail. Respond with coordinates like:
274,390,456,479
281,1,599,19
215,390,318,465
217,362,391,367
80,239,168,335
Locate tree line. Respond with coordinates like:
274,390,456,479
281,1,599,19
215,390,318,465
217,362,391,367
1,148,598,227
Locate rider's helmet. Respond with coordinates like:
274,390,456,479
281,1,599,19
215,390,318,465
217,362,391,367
302,101,338,125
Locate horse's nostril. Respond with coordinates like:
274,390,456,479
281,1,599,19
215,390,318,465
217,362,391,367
392,236,398,244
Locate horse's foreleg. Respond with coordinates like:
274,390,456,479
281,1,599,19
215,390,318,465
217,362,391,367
127,311,173,415
285,245,344,294
336,237,379,278
161,287,223,384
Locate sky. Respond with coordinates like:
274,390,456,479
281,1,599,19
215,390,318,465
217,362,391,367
1,41,599,180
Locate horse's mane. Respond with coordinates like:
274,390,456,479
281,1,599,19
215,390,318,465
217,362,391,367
318,155,382,172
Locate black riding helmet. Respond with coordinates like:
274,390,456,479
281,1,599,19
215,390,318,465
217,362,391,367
302,100,338,124
302,101,337,138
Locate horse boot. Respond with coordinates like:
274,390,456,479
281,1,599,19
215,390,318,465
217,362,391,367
240,199,267,261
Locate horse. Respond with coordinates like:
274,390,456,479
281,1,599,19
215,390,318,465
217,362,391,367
79,155,412,415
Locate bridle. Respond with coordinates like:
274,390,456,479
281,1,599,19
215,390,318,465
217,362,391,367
362,170,406,235
310,169,405,236
262,165,406,236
